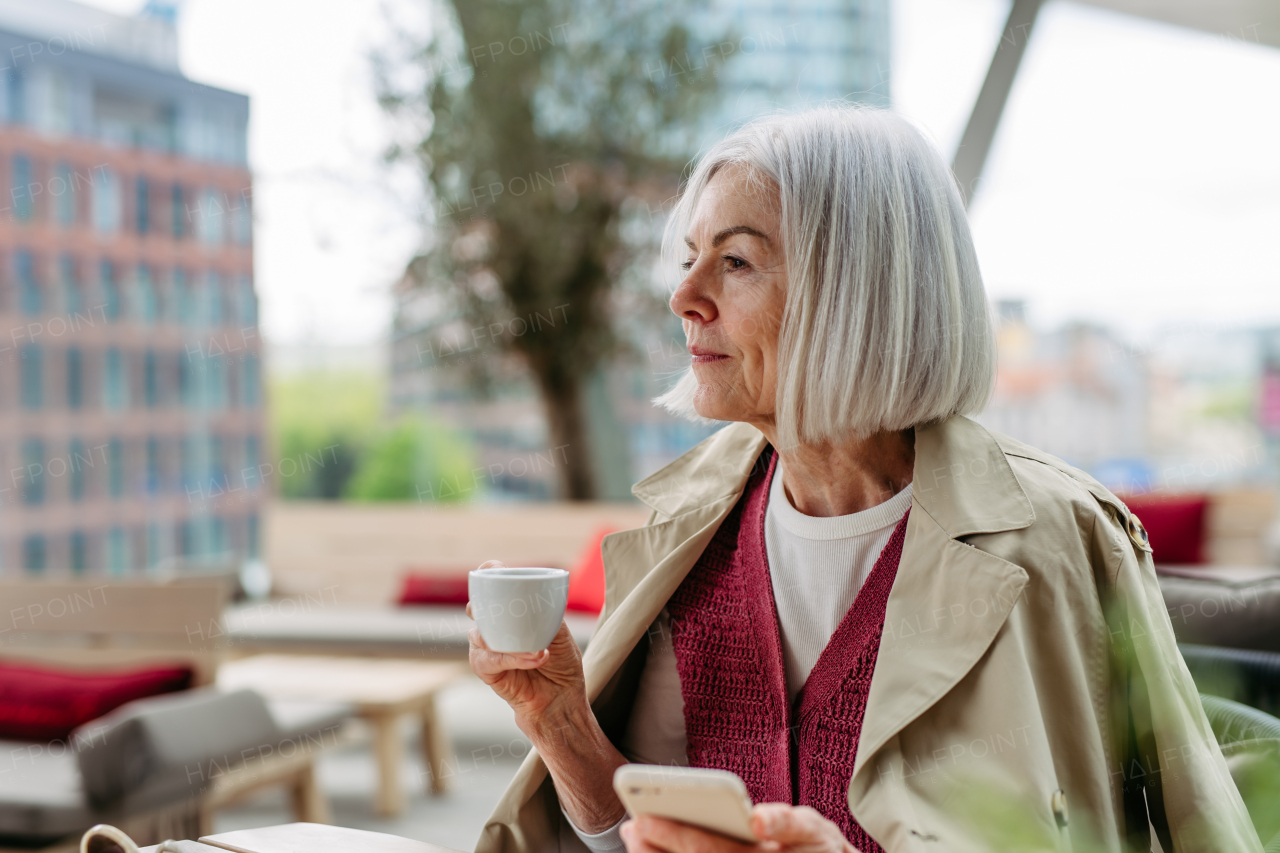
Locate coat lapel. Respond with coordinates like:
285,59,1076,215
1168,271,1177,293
850,418,1035,838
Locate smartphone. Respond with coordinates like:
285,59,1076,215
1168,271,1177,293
613,764,757,844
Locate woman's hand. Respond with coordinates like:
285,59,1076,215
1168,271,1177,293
466,561,588,737
620,804,859,853
467,560,629,834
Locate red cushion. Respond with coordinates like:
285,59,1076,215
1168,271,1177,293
398,572,471,606
566,528,616,614
1121,493,1210,564
0,661,192,742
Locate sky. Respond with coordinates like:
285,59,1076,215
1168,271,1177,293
81,0,1280,353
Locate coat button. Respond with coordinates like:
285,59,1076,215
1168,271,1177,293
1127,516,1150,550
1051,789,1069,828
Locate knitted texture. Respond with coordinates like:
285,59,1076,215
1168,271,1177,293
668,448,909,852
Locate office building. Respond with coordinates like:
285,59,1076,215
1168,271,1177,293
0,0,262,572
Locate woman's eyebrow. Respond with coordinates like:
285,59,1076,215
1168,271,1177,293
685,225,771,251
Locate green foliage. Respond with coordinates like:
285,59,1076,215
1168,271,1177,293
344,417,479,502
270,370,381,499
269,370,477,502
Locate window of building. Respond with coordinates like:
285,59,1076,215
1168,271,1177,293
60,255,81,315
66,347,83,409
245,434,260,489
146,436,160,494
93,167,121,233
197,188,224,244
23,535,46,573
171,183,185,238
69,530,87,573
206,355,225,410
20,344,43,409
178,352,194,408
6,68,24,124
181,435,196,492
101,260,122,320
206,272,222,326
12,155,33,222
108,438,124,499
209,435,225,488
16,249,40,315
242,353,260,408
175,268,196,325
137,265,158,322
236,275,257,326
146,523,162,570
231,195,251,245
54,162,75,226
103,348,127,410
135,176,150,234
143,349,159,407
247,512,259,557
69,439,87,502
107,526,128,574
22,438,44,505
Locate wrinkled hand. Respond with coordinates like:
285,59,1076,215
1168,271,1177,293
620,804,859,853
467,561,588,736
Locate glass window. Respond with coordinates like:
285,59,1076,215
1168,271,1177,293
231,196,251,245
137,265,158,322
103,347,127,410
197,188,224,244
143,349,159,407
60,255,81,315
108,438,124,499
146,523,162,569
174,268,195,325
245,434,260,488
171,183,185,238
107,526,127,574
100,260,121,320
69,530,87,573
93,167,121,233
6,68,24,124
16,249,39,315
236,275,257,326
12,155,33,222
20,344,42,409
207,355,225,409
242,353,260,408
209,435,225,487
54,162,75,226
22,438,44,505
66,346,83,409
23,535,45,573
146,437,160,494
69,439,87,502
135,176,149,234
206,272,222,326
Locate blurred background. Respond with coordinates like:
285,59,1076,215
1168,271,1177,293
0,0,1278,850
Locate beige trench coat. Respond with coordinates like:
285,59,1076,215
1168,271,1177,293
475,417,1261,853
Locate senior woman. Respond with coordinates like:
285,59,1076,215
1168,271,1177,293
468,106,1259,853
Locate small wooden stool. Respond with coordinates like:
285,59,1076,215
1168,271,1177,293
218,655,467,816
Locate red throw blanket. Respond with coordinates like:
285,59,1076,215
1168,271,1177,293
668,449,908,851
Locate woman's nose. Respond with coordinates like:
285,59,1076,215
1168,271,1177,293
669,273,717,324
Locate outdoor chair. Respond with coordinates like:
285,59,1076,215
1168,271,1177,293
1200,694,1280,851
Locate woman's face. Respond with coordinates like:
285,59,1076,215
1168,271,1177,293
671,164,787,429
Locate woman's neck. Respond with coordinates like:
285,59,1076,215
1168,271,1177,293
769,428,915,518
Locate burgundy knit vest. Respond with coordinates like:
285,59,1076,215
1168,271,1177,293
667,449,908,852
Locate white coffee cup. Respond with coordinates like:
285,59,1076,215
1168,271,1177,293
469,567,569,653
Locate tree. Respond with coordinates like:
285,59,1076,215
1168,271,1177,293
377,0,720,499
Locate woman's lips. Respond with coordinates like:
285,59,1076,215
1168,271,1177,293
689,347,728,364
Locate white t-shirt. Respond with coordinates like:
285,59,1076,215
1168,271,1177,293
568,467,913,850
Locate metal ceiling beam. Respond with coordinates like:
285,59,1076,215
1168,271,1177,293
951,0,1047,208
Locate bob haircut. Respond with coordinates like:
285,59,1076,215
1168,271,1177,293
657,105,996,450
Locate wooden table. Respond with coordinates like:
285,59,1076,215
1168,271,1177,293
138,823,467,852
218,656,468,816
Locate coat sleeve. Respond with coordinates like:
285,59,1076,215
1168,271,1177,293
1096,502,1263,852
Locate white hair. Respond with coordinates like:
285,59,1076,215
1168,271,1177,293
657,104,996,450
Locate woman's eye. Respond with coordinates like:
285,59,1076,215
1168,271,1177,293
724,255,747,270
680,260,694,271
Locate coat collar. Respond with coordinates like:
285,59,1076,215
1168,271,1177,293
631,416,1035,540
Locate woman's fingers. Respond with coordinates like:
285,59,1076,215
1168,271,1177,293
628,816,756,853
468,627,550,675
751,805,848,852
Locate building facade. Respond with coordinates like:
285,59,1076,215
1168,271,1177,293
0,0,261,573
